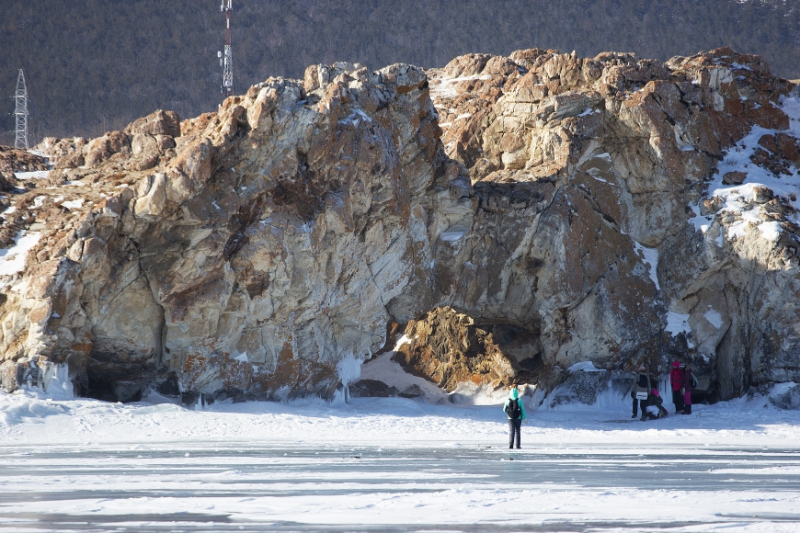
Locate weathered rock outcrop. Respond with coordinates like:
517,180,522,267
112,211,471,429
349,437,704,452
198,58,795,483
1,64,447,401
0,48,799,404
423,47,799,401
0,146,49,175
392,306,522,392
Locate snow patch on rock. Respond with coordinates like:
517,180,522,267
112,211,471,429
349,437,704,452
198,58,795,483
633,242,660,290
665,311,691,337
439,225,469,242
568,361,604,373
690,96,800,241
230,352,249,363
703,308,723,329
360,350,447,402
429,74,492,100
61,199,84,210
0,231,41,277
13,170,50,180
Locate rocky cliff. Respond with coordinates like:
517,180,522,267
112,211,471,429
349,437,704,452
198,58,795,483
1,48,798,405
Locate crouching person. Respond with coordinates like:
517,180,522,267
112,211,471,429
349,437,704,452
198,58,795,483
642,388,669,420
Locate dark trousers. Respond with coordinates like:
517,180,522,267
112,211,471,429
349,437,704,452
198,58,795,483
508,419,521,448
672,389,684,413
632,397,646,417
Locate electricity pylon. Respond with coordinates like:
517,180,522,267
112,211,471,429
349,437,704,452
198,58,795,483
14,69,29,150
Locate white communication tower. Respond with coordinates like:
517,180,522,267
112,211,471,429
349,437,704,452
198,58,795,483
218,0,233,99
14,69,29,150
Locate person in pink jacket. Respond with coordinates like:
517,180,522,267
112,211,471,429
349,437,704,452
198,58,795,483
681,364,694,414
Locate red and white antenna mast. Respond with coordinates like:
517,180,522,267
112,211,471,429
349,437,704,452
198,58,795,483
218,0,233,99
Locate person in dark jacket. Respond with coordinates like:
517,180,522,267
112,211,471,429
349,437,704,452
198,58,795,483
682,364,694,414
503,385,527,449
669,361,684,414
630,365,651,420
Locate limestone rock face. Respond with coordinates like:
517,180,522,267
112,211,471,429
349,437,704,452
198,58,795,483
38,137,88,169
0,63,445,401
425,46,799,401
125,109,181,138
1,47,799,404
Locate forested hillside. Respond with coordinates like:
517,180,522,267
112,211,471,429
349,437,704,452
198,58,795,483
1,0,798,144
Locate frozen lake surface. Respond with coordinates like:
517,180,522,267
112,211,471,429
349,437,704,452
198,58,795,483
2,442,800,532
2,387,800,531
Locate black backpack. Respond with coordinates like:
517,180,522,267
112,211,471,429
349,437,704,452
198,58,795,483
637,374,649,388
506,398,522,419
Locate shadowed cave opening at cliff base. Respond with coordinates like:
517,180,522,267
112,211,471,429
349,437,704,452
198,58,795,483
0,47,799,409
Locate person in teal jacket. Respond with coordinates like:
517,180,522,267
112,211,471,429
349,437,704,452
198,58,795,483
503,385,527,449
